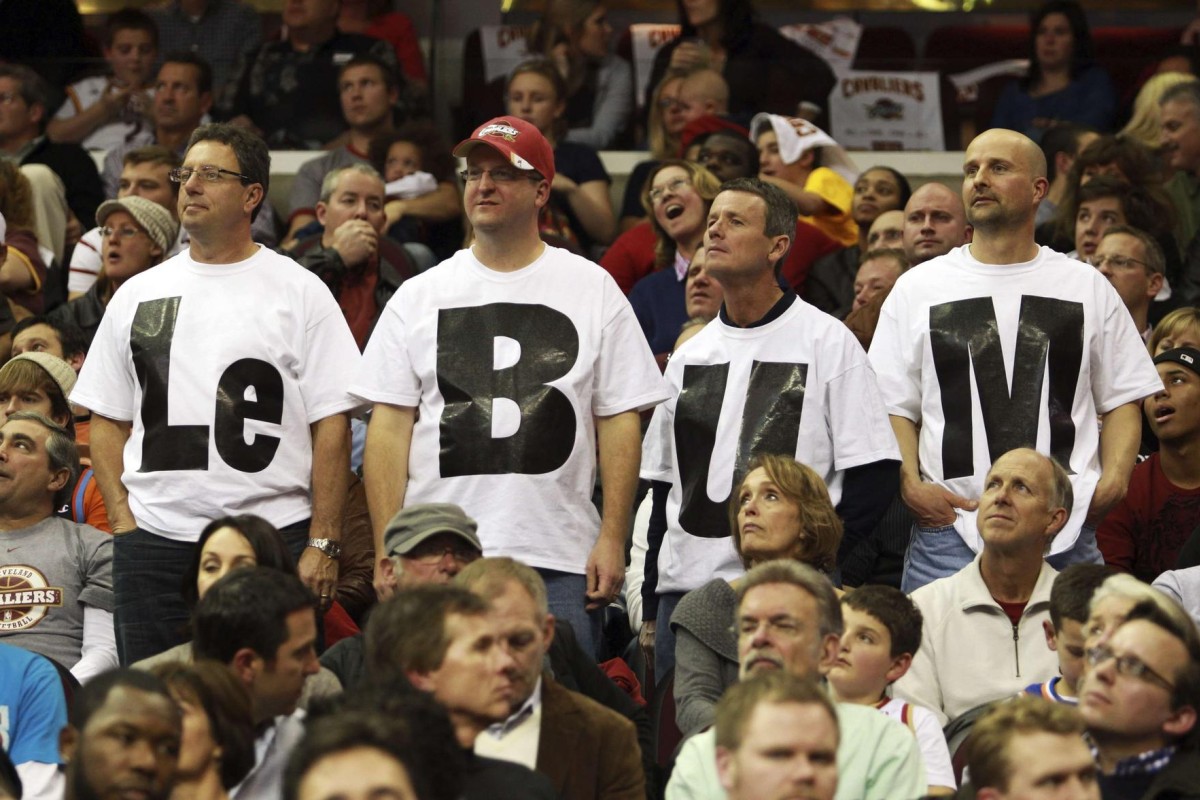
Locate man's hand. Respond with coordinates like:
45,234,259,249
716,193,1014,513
1086,472,1127,527
900,475,977,527
330,219,378,268
109,510,138,535
585,534,625,611
639,619,656,655
298,547,339,609
668,41,711,71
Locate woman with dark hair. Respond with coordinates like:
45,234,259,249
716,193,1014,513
152,660,256,800
505,58,616,251
992,0,1117,139
526,0,631,149
644,0,835,126
669,454,844,738
134,516,343,705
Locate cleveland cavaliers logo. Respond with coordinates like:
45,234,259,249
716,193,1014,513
0,565,64,631
478,123,520,142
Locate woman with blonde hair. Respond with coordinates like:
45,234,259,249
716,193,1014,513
1120,72,1199,151
625,159,722,356
669,454,843,737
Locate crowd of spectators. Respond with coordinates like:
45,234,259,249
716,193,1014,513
5,1,1200,800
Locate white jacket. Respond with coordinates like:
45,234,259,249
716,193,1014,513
894,554,1060,726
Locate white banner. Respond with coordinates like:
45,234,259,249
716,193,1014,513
831,70,944,151
478,24,531,85
779,18,862,76
630,23,681,109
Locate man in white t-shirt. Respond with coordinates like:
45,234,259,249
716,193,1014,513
640,177,900,680
353,116,667,657
869,128,1162,592
72,123,361,665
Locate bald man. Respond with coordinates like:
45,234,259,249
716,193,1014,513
902,183,970,265
869,129,1161,592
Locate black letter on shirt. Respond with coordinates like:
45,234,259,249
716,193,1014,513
437,303,580,476
214,358,284,473
675,361,808,539
930,295,1084,479
131,297,208,471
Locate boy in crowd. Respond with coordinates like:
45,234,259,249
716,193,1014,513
827,585,955,797
1023,563,1113,704
48,9,158,151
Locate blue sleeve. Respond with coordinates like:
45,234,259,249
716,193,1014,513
1069,66,1117,132
7,653,67,765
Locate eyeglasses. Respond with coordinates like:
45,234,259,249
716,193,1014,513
648,177,692,205
1090,254,1151,272
734,616,805,638
169,165,252,184
698,148,744,168
99,225,146,240
459,167,539,184
1086,645,1176,692
406,542,479,565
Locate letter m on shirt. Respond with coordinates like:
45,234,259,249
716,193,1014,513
929,296,1084,480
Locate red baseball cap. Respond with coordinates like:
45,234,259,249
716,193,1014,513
453,116,556,184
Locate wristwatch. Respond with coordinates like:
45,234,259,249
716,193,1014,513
306,538,342,559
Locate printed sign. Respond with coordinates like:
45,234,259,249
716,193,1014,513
630,24,681,109
831,70,944,151
479,24,531,84
779,18,862,76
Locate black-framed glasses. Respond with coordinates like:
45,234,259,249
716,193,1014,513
169,165,252,184
406,542,479,565
1086,645,1176,692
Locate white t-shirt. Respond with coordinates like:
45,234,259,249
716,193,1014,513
53,75,155,152
71,246,362,538
641,297,900,594
877,697,956,790
869,244,1161,554
351,244,669,574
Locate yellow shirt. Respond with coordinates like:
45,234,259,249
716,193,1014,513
802,167,858,247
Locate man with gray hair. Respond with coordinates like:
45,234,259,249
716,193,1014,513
641,177,899,680
894,448,1069,726
1160,80,1200,274
288,163,415,349
0,411,115,682
455,557,644,800
667,559,925,800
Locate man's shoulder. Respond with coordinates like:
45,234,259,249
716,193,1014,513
543,677,636,734
836,701,914,739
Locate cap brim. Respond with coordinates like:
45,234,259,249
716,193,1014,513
388,526,480,556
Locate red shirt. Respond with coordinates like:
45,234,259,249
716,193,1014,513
1097,452,1200,582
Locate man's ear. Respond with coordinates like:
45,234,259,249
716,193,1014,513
48,466,70,494
716,745,738,791
230,647,261,685
243,183,264,216
59,724,78,763
1032,176,1050,204
1148,272,1165,301
816,632,841,676
406,669,435,693
797,149,815,169
29,101,45,128
1163,703,1198,740
315,201,328,227
542,614,556,651
884,652,913,684
67,351,85,373
1043,619,1059,652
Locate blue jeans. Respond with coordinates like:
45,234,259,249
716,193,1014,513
536,568,602,660
113,529,195,665
901,522,1103,594
653,590,686,684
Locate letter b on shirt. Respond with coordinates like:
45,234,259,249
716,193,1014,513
436,303,580,476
